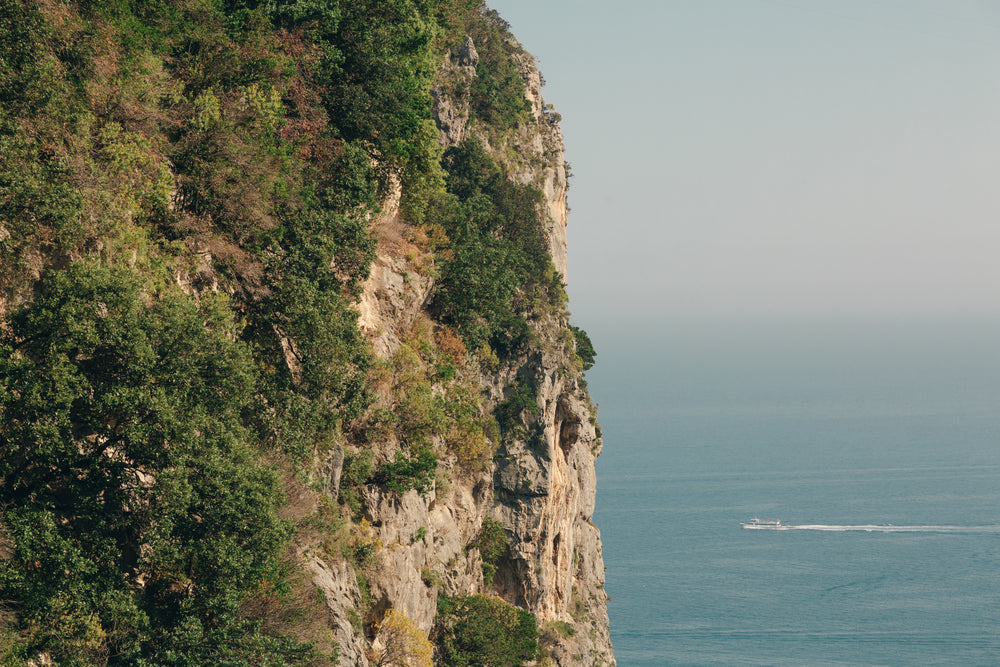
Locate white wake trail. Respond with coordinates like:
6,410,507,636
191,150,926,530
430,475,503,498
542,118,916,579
785,524,1000,533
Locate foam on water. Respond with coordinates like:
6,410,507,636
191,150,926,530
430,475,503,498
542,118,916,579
784,524,1000,533
744,523,1000,533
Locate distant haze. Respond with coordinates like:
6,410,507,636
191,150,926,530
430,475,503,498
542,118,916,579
489,0,1000,349
487,8,1000,660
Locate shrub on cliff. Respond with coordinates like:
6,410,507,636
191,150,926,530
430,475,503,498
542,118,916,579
470,518,509,584
376,448,438,497
433,594,538,667
374,608,434,667
571,325,596,371
461,7,532,128
428,138,560,356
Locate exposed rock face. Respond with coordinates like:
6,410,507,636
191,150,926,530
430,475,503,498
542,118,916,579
458,35,479,67
311,34,614,667
308,556,372,666
510,52,570,280
489,340,613,665
431,45,612,661
431,43,570,280
355,176,436,359
355,224,434,358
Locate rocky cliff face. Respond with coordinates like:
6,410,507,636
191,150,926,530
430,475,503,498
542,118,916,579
0,3,613,664
309,33,614,667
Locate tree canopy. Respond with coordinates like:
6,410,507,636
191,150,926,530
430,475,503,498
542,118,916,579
0,264,293,664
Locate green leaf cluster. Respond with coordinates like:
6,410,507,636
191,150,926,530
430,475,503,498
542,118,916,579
470,517,508,584
460,8,532,128
376,448,438,497
471,518,509,565
570,325,596,371
495,380,540,437
428,137,563,356
0,264,299,664
433,594,538,667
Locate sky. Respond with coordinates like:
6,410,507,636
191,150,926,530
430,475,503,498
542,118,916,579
488,0,1000,415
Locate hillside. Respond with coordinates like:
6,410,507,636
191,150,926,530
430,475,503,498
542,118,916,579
0,2,613,665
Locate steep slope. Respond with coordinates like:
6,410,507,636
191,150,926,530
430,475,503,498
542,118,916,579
0,2,612,665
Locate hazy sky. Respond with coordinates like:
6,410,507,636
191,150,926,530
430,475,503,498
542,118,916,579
488,0,1000,350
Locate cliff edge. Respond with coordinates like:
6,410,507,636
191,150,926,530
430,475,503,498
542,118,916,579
0,3,612,665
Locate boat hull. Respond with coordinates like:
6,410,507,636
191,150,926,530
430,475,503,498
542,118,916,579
741,519,783,530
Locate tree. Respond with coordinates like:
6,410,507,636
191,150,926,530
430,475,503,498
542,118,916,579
0,263,290,663
375,609,433,667
570,325,596,371
430,138,556,356
434,595,538,667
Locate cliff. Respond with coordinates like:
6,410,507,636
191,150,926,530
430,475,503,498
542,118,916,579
0,2,612,665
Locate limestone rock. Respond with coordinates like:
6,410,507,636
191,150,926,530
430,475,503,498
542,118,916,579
325,446,345,501
431,86,469,146
308,556,371,667
355,181,434,359
308,26,614,667
458,35,479,67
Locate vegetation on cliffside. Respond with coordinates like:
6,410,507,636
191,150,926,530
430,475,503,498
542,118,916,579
0,1,598,665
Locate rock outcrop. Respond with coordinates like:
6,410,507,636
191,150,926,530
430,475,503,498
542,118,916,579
309,33,614,667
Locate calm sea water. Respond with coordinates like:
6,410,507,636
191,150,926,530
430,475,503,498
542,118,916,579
591,336,1000,666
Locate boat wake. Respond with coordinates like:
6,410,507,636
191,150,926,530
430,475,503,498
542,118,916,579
743,522,1000,533
786,524,1000,533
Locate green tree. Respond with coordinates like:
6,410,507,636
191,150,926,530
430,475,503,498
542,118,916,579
429,138,558,356
376,448,438,497
252,272,372,462
570,325,596,371
0,263,292,663
461,7,532,127
434,595,538,667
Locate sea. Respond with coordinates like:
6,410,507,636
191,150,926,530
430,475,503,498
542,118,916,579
590,324,1000,666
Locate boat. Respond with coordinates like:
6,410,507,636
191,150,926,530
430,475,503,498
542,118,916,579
741,517,782,529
